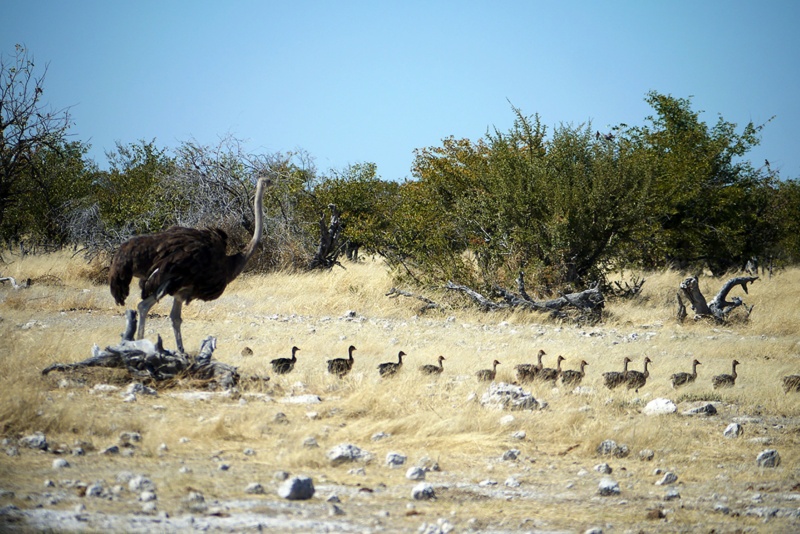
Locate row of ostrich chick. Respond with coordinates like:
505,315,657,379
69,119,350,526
269,346,800,394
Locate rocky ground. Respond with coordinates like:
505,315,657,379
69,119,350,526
1,289,799,532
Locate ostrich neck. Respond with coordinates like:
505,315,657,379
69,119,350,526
229,177,267,280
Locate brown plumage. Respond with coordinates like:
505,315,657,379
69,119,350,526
712,359,740,389
782,375,800,393
270,346,299,375
603,357,631,389
671,359,701,388
419,355,445,375
378,351,405,377
539,355,565,383
476,360,501,381
108,177,270,353
515,349,545,382
561,360,589,387
624,357,652,392
327,345,357,377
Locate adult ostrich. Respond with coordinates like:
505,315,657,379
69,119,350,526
109,176,270,353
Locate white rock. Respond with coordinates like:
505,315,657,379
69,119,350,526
411,483,436,500
724,423,744,438
278,476,315,500
756,449,780,468
406,467,426,480
656,472,678,485
327,443,371,465
52,459,69,469
643,398,677,415
128,475,155,492
386,452,407,468
597,478,620,496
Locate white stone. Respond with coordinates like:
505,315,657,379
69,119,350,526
643,398,677,415
278,476,315,500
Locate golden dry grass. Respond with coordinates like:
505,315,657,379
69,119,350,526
1,251,799,532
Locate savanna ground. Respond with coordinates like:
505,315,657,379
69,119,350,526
0,252,799,533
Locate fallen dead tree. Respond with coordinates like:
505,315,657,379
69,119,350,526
676,275,758,322
42,310,240,389
444,272,605,322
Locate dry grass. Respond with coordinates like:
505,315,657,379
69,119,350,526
1,251,799,531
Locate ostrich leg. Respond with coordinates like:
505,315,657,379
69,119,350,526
136,295,158,341
170,298,185,353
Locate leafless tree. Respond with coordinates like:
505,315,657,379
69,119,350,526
1,44,73,239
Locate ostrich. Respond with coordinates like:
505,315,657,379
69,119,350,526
419,355,445,375
624,357,652,392
561,360,589,387
328,345,357,377
539,355,565,384
783,375,800,393
603,357,631,389
515,349,546,382
476,360,501,381
671,359,701,388
271,346,300,375
109,176,270,353
378,351,405,377
712,359,740,389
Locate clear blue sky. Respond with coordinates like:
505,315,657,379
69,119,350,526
4,1,799,181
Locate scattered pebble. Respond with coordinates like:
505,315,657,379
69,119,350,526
639,449,655,461
502,449,521,461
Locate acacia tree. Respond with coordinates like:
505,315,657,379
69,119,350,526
0,44,74,244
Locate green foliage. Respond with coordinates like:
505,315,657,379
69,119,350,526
2,141,94,244
312,162,401,260
92,140,176,233
622,91,773,274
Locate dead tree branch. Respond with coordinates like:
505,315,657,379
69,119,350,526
446,272,605,321
42,310,240,389
385,287,441,313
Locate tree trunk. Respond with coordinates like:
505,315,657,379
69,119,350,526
308,204,344,270
677,275,757,322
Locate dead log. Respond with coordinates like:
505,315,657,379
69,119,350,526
42,310,240,389
445,273,604,321
677,276,758,322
